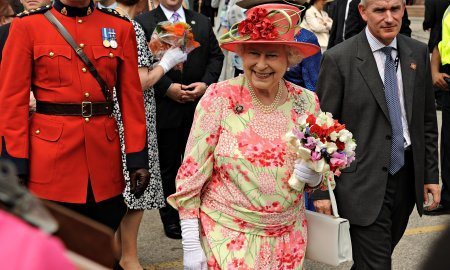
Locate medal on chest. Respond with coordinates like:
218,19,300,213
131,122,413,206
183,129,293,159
101,28,118,49
109,29,118,49
102,28,110,47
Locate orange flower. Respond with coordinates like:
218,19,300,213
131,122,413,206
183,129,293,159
149,21,201,70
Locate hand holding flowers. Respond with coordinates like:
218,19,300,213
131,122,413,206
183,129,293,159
285,112,356,191
294,160,322,187
149,21,200,71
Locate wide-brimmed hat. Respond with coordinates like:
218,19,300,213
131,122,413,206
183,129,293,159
236,0,309,9
219,3,320,58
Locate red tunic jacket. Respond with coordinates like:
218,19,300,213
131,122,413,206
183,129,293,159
0,4,148,203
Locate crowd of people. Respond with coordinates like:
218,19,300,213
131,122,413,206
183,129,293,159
0,0,448,269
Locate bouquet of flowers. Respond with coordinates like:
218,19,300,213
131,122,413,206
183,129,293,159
285,112,357,191
149,21,200,70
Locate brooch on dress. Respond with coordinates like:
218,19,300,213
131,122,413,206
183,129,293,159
234,104,244,114
293,96,306,114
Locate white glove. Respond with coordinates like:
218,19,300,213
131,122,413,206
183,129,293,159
181,219,207,270
294,159,322,187
158,47,188,74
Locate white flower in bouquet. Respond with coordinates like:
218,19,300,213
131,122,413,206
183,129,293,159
329,131,339,142
325,142,338,154
316,112,334,127
297,114,308,126
344,139,357,153
338,129,353,143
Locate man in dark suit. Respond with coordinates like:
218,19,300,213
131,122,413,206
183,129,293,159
344,0,411,40
327,0,350,49
313,0,441,268
135,0,224,239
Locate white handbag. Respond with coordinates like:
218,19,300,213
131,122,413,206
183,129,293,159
305,180,353,266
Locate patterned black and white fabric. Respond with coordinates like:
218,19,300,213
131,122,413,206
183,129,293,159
112,20,165,210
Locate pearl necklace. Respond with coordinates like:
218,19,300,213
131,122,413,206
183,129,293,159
247,79,283,114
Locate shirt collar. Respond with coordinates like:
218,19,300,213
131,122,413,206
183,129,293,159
365,27,397,53
159,4,185,22
53,0,95,17
97,2,117,9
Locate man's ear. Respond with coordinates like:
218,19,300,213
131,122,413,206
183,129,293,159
358,3,368,23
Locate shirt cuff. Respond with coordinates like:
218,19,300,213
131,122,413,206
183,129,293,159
1,136,28,175
126,148,149,171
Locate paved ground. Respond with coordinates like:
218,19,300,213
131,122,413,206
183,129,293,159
136,17,450,270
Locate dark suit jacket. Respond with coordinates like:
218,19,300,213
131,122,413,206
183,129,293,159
423,0,450,51
135,7,224,129
314,31,439,226
0,23,11,63
327,0,347,49
344,0,411,40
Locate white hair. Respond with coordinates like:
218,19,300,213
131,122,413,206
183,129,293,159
234,44,304,68
360,0,406,7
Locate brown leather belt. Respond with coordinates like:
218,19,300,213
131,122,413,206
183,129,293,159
36,101,113,117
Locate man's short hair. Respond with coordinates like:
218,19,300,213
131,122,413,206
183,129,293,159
360,0,406,7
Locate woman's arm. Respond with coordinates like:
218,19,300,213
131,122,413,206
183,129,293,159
323,11,333,31
137,48,187,90
303,8,330,33
132,20,186,91
138,66,165,90
431,46,450,90
167,83,223,219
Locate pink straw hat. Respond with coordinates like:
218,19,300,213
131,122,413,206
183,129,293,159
219,3,320,58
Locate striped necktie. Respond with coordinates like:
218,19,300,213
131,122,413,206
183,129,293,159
171,11,180,23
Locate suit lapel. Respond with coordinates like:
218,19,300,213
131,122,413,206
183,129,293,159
183,9,198,73
397,35,415,125
155,6,168,22
356,31,390,120
184,9,198,38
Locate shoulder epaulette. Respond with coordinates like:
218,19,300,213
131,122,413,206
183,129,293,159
96,7,130,22
17,4,52,18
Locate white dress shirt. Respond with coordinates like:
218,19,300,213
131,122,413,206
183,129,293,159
365,27,411,148
160,4,186,23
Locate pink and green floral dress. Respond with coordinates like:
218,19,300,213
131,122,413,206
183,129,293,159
167,75,333,269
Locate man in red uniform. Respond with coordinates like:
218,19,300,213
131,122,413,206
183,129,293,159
0,0,149,230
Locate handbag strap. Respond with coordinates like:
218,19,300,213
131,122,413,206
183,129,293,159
327,177,340,218
43,10,111,101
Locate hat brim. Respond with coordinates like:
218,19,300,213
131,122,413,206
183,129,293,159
236,0,308,9
221,40,320,59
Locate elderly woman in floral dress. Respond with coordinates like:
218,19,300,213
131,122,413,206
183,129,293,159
167,3,334,269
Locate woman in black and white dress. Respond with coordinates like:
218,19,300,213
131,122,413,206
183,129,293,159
114,1,187,269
